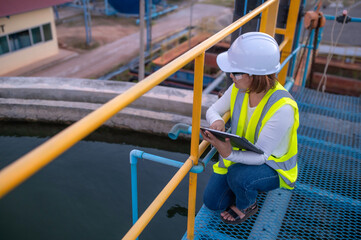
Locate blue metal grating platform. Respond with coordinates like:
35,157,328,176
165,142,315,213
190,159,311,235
183,86,361,240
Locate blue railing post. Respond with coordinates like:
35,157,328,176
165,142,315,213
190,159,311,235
130,149,144,228
302,29,315,87
82,0,92,45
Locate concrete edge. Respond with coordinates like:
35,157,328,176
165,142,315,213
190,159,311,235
0,77,216,136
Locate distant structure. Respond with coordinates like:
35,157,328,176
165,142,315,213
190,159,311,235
107,0,165,16
0,0,71,75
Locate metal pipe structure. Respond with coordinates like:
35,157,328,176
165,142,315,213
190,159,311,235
278,45,303,72
202,72,226,95
290,0,306,78
146,0,151,52
0,0,306,238
139,0,145,81
123,157,194,240
168,123,192,140
82,0,92,45
128,111,231,239
187,52,205,240
129,149,203,229
324,15,361,22
277,0,301,85
302,29,315,87
0,0,280,199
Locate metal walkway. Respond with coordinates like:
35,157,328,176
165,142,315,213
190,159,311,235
183,86,361,240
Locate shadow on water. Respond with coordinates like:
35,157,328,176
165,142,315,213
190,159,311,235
0,121,192,154
167,204,188,218
0,121,214,240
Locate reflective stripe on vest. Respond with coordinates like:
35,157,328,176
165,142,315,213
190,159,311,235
213,82,299,189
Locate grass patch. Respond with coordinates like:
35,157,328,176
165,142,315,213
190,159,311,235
198,0,234,8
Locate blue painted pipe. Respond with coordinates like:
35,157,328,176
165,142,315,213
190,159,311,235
130,149,143,230
200,146,218,168
284,78,295,92
302,29,315,87
136,5,178,24
168,123,192,140
324,15,361,22
129,148,207,228
278,45,303,73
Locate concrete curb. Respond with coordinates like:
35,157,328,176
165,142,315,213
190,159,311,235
0,77,218,136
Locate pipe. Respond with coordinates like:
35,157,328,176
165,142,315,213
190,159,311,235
123,158,193,240
278,45,303,72
146,0,151,52
126,113,230,239
284,77,295,91
290,0,306,78
302,29,315,87
129,149,205,231
203,72,226,95
324,15,361,22
136,5,178,24
82,0,92,45
187,53,205,240
127,149,206,240
130,150,142,227
168,123,192,140
139,0,145,81
0,0,276,200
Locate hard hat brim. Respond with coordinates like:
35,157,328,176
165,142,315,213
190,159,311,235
216,52,242,73
217,51,281,75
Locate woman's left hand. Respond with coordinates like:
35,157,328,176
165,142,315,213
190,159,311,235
200,130,232,158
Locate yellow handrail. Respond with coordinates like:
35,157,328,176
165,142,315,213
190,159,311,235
187,53,205,240
0,0,302,239
0,0,279,200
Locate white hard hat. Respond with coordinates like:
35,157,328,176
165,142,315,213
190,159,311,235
216,32,281,75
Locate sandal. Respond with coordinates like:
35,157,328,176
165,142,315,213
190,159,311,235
220,203,258,225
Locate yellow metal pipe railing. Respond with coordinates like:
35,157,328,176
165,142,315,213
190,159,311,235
0,0,278,200
0,0,304,239
259,0,279,36
187,53,205,240
278,0,301,84
279,38,290,51
275,28,287,35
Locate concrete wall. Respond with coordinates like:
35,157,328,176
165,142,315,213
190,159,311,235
0,8,59,75
0,77,218,136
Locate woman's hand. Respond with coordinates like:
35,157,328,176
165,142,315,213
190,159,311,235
200,130,232,159
210,120,225,132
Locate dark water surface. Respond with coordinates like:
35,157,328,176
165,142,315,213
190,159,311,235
0,122,214,240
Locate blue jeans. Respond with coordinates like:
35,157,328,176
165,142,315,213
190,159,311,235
203,163,279,212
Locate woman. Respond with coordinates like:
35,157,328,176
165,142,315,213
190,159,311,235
201,32,299,225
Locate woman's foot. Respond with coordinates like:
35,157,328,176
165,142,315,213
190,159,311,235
220,203,258,224
221,206,245,221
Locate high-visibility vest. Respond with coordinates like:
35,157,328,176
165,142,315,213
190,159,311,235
213,82,299,190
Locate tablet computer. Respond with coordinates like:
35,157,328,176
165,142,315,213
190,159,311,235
200,127,264,154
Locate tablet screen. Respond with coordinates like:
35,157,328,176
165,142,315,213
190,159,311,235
200,127,264,154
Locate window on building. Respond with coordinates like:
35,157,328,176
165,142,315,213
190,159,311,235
31,27,42,44
0,23,53,56
9,30,31,51
42,23,52,41
0,36,9,54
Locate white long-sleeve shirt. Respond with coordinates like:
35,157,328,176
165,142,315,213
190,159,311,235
206,84,294,165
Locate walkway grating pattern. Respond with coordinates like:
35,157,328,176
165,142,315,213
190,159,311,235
183,86,361,240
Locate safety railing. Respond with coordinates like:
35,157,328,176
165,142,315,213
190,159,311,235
0,0,302,239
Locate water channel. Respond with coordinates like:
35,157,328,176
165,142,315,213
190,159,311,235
0,122,214,240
